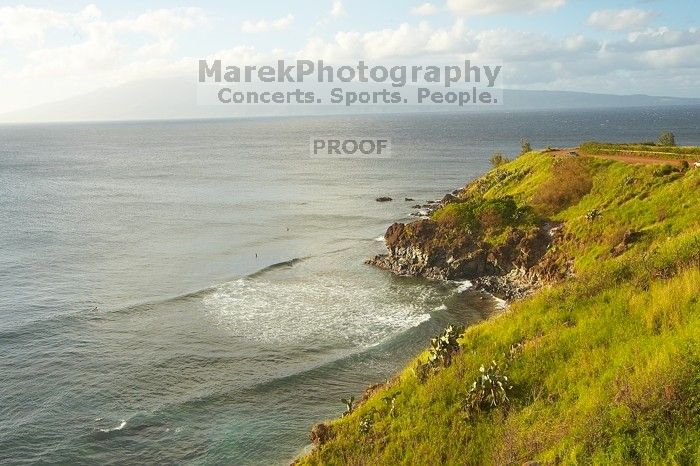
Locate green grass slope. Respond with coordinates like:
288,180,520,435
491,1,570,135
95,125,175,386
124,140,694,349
298,151,700,466
580,141,700,160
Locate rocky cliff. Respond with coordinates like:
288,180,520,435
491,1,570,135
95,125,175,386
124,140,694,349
368,205,570,300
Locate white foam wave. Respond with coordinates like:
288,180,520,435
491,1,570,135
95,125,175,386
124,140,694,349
202,273,435,348
99,420,126,433
454,280,473,293
374,235,385,242
493,297,508,310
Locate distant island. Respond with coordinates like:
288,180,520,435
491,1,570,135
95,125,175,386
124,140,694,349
297,135,700,464
1,77,699,124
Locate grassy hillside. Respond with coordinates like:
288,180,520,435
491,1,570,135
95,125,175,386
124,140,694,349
298,151,700,465
580,141,700,160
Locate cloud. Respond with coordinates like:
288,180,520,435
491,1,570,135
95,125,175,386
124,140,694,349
608,27,700,53
587,8,655,32
0,4,99,47
301,21,472,60
2,2,699,114
115,7,209,38
0,5,210,112
330,1,347,19
134,39,177,59
446,0,565,16
241,14,294,33
411,3,439,16
0,5,207,48
313,1,348,32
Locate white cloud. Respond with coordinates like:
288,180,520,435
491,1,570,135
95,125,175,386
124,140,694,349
1,2,699,114
0,4,99,47
241,14,294,33
299,19,604,64
608,27,700,53
134,39,177,59
411,3,439,16
115,7,208,38
446,0,565,16
330,1,347,19
0,5,207,48
313,1,348,32
587,8,655,32
301,21,471,60
638,44,700,68
0,5,210,113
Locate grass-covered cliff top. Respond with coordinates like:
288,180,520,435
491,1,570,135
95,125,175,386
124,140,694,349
580,141,700,160
298,149,700,465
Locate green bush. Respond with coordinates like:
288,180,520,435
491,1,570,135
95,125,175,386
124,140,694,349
416,325,463,381
463,360,512,417
427,325,462,368
653,164,676,177
657,131,676,146
433,196,534,233
341,396,355,416
520,138,532,154
490,152,510,168
359,409,376,434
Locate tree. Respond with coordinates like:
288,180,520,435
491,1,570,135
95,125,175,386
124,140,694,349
520,138,532,154
490,152,510,168
657,131,676,146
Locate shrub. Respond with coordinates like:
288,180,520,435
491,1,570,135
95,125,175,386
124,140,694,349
433,196,533,233
359,409,377,434
520,138,532,154
463,360,513,417
586,208,601,221
657,131,676,146
475,197,519,229
382,391,401,418
427,325,462,368
341,396,355,416
623,175,638,186
416,325,463,381
490,152,510,168
653,164,676,177
532,158,593,213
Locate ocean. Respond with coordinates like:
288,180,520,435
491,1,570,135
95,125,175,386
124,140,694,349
1,107,699,465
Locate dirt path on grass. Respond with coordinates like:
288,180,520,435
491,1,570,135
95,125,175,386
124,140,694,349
547,148,685,167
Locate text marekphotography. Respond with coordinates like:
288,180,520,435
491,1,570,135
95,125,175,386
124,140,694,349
197,59,503,107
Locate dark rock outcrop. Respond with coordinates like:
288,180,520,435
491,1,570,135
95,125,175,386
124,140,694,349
610,229,640,257
367,219,570,300
310,423,333,447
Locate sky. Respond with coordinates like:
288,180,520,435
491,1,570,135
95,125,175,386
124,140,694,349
0,0,698,114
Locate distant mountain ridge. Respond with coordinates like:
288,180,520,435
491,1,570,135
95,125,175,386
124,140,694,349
1,77,698,123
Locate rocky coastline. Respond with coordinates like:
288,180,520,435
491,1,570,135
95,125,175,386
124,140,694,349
367,191,571,301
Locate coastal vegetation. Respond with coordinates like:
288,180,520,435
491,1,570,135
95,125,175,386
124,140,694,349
580,138,700,160
490,152,510,168
658,131,676,147
299,145,700,465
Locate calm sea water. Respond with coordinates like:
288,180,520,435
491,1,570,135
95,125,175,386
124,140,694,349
1,108,699,465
